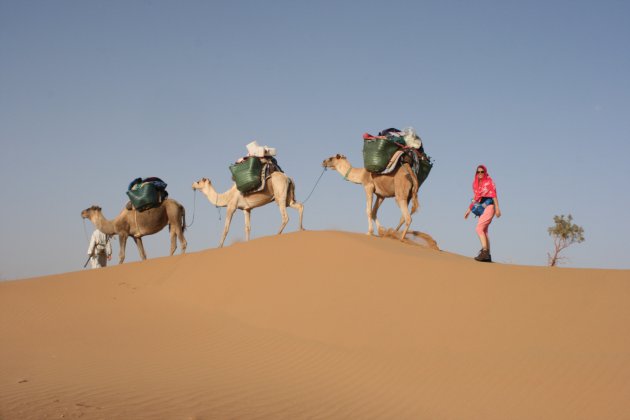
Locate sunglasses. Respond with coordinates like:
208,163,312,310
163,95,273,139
476,170,485,174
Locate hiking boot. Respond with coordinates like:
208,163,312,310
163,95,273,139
474,249,492,262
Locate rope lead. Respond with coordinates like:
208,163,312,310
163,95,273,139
185,190,197,228
302,167,327,204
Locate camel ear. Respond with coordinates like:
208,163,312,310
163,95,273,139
335,154,341,159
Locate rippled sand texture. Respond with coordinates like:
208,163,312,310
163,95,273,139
1,230,629,419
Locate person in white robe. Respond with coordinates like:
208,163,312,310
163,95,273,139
87,229,112,269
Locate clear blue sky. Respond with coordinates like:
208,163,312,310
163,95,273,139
1,0,629,280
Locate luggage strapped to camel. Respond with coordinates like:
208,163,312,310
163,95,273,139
126,177,169,211
229,141,284,194
362,127,433,187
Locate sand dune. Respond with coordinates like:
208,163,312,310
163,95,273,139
1,230,629,419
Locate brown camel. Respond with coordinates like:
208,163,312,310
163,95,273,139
322,154,419,239
192,172,304,247
81,199,187,263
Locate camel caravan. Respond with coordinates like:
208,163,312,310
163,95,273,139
83,130,432,264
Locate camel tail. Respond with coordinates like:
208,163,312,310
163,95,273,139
410,189,419,215
406,164,420,215
288,177,297,204
180,204,187,232
410,175,419,215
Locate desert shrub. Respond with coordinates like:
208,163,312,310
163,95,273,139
547,214,585,267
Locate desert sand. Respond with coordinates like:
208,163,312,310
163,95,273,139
1,230,629,419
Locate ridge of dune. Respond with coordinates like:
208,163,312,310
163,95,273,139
1,230,629,419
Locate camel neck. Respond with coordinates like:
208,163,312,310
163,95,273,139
203,185,229,207
336,162,363,184
92,213,117,235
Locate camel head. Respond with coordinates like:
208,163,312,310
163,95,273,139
192,178,211,191
81,205,102,219
322,154,346,169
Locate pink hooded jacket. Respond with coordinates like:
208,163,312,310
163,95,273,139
472,164,497,202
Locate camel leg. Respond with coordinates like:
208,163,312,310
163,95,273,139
396,197,412,240
287,180,304,231
371,196,384,234
289,201,304,231
393,186,421,232
168,205,187,255
394,196,417,232
276,201,289,235
133,237,147,260
118,234,128,264
169,226,178,256
270,179,289,235
244,209,251,241
219,206,236,247
178,227,187,254
365,186,375,235
395,171,420,233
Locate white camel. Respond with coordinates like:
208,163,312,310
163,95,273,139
192,173,304,247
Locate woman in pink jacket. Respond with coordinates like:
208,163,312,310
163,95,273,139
464,164,501,262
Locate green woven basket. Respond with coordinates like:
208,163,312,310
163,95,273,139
126,183,159,211
229,157,263,193
416,156,433,187
363,138,402,173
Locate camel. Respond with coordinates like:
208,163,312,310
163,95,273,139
192,172,304,247
81,199,187,263
322,154,419,239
